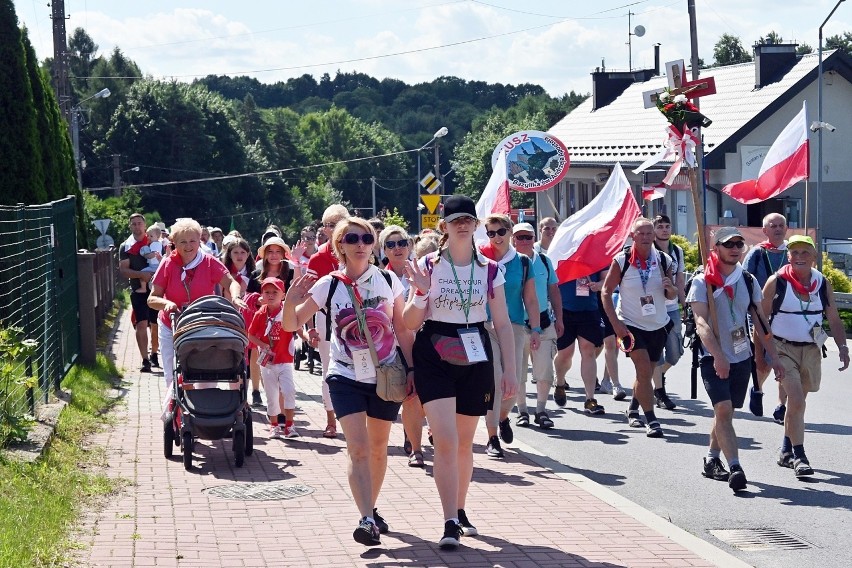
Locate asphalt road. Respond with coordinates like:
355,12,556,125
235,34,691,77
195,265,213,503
509,342,852,568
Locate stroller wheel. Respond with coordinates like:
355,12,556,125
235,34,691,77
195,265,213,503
244,412,254,457
233,429,245,468
163,420,174,459
182,432,193,471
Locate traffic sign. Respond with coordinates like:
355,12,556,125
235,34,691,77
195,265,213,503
93,219,111,235
421,214,440,229
420,194,441,214
420,172,441,193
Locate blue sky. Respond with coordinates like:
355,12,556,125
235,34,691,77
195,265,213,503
15,0,852,96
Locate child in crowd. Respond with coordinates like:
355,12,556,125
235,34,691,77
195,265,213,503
248,277,299,438
136,225,164,293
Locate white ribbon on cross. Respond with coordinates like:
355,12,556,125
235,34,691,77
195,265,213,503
633,125,700,184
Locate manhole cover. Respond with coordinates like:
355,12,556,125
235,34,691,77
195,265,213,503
710,528,814,551
203,483,315,501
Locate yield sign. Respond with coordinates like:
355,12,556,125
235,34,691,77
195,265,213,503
420,194,441,214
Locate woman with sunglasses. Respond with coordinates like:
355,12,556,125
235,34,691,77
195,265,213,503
380,225,426,467
283,217,414,547
479,214,541,454
404,195,518,550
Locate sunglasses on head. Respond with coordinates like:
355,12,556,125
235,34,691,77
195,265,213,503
342,232,375,245
385,238,409,249
719,240,745,249
486,227,509,238
514,234,534,241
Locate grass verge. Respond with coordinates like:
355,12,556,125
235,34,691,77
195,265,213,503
0,339,124,566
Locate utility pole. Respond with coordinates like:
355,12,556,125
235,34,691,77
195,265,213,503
434,143,441,193
371,176,377,218
112,155,121,197
687,0,708,228
50,0,72,127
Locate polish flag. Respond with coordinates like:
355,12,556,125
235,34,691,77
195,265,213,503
549,163,641,283
642,184,667,201
474,149,511,244
722,102,809,204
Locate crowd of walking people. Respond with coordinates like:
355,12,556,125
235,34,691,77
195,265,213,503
118,204,848,549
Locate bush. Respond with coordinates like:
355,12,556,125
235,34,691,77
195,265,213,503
671,234,699,272
823,253,852,292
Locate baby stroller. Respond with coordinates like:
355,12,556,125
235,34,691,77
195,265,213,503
164,295,253,470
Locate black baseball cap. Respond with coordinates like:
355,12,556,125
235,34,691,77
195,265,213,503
442,195,478,222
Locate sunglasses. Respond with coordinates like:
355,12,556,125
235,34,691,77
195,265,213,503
719,240,745,249
385,239,409,249
486,227,509,238
342,232,375,245
514,234,534,241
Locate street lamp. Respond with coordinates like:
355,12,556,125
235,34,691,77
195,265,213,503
71,88,110,188
416,126,448,233
816,0,845,267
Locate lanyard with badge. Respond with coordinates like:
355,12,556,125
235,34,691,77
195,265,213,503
798,288,829,348
724,281,749,355
341,276,379,380
448,251,488,363
634,253,657,316
259,310,278,366
576,276,591,296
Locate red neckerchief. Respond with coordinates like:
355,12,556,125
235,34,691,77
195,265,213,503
779,264,818,296
703,252,734,299
479,242,499,261
127,234,149,256
629,246,651,270
331,270,363,306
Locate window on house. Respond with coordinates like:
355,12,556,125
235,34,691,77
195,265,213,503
778,198,802,228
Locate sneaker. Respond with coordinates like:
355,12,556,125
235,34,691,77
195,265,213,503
251,390,263,408
728,464,747,491
439,520,462,550
584,398,605,415
283,424,301,439
141,358,152,373
777,451,794,469
485,435,504,458
372,508,389,534
599,377,613,394
773,404,786,425
403,432,412,455
748,387,764,417
149,352,160,368
534,411,554,429
625,410,644,428
654,388,677,410
594,380,602,393
516,412,530,427
270,424,283,438
498,418,513,444
457,509,478,536
613,385,627,401
794,458,814,478
554,385,567,407
702,457,730,481
645,421,664,438
353,518,381,546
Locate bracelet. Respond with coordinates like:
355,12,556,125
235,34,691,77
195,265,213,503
531,327,543,333
413,293,428,308
414,288,428,297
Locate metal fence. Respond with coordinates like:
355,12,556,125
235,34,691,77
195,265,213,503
0,197,80,418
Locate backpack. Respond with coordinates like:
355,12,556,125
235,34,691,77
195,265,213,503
682,267,759,349
769,275,830,323
322,268,394,341
618,245,670,281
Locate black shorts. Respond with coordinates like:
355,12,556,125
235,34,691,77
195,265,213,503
412,321,494,416
326,375,401,421
598,304,615,338
625,322,672,362
130,291,152,325
557,309,603,350
700,358,751,408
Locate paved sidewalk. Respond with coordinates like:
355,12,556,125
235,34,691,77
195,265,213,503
74,310,749,568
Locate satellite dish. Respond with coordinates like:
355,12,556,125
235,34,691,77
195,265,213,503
96,234,115,249
634,25,646,37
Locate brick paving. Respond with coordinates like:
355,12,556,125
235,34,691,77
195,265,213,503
73,309,747,568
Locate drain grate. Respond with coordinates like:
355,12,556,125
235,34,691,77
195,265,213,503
710,528,814,551
203,483,315,501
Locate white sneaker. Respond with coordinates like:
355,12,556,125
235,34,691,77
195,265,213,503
271,425,283,438
283,424,301,439
599,377,613,394
613,385,627,401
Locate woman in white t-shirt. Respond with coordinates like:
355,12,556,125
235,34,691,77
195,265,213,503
403,195,518,550
283,217,414,547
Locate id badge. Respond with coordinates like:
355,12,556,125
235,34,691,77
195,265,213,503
576,277,590,297
731,326,749,355
458,328,488,363
351,348,377,380
640,295,656,316
811,324,829,348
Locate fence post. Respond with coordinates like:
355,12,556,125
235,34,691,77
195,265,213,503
77,251,97,365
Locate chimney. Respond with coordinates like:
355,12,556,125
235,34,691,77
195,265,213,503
654,43,661,76
591,70,636,110
754,43,798,88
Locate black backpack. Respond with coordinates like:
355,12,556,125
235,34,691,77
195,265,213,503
769,275,830,323
618,245,670,280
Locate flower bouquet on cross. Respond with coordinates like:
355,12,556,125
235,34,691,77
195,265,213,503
656,90,712,134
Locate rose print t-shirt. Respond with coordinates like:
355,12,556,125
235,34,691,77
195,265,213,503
419,251,505,324
309,265,404,384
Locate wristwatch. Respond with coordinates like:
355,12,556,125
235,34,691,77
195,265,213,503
531,326,543,333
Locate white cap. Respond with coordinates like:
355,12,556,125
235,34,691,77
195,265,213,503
512,222,535,235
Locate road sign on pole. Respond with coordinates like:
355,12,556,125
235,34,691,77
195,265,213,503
420,194,441,214
421,214,440,229
420,172,441,194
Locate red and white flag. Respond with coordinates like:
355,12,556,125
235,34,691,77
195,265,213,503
722,102,809,204
549,163,641,283
474,148,511,244
642,184,667,201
